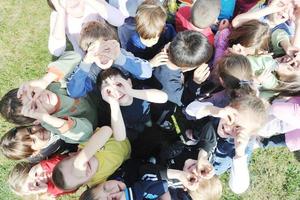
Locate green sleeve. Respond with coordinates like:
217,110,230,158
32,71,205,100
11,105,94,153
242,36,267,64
41,117,93,144
271,29,290,56
248,55,279,89
47,51,82,87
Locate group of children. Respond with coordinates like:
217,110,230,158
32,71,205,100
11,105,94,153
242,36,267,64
1,0,300,199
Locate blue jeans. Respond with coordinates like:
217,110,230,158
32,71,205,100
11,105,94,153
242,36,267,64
212,137,255,175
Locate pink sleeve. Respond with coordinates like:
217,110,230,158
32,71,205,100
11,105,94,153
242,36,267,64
285,129,300,152
103,1,126,26
212,28,230,66
271,102,300,127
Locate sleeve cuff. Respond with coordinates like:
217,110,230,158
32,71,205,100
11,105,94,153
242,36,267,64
58,117,75,133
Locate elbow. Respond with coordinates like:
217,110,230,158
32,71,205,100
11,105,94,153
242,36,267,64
114,135,126,142
229,178,250,194
160,92,168,103
48,43,65,57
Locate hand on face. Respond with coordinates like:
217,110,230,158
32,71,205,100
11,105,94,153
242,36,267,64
234,132,250,157
101,85,120,105
150,51,169,68
217,106,238,125
183,159,215,180
18,84,45,105
218,19,230,31
269,0,288,13
25,164,48,195
21,99,49,120
85,40,120,69
193,63,210,85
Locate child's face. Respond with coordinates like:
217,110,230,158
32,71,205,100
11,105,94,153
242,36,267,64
101,75,133,106
91,180,126,200
19,125,51,151
20,86,58,114
276,62,300,81
140,36,160,47
217,108,259,138
21,164,48,195
87,40,120,69
59,155,98,190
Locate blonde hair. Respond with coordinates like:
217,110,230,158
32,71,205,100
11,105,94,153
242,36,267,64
8,162,53,200
228,20,270,55
136,0,167,39
230,95,268,131
188,175,222,200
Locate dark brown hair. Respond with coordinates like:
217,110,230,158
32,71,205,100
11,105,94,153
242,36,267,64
0,125,36,160
80,21,118,52
0,88,35,125
169,30,213,68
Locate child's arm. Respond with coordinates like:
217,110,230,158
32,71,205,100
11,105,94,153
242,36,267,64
73,126,113,171
293,7,300,48
84,0,126,27
17,52,82,98
229,154,250,194
116,78,168,103
232,0,286,28
101,86,126,141
21,99,93,143
115,49,153,80
186,100,237,121
48,0,67,56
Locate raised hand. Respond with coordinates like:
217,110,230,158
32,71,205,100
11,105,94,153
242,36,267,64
150,51,169,67
193,63,210,84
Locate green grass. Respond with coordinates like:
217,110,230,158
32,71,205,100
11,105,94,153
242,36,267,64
0,1,300,200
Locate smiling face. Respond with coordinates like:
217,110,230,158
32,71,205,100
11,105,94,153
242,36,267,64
56,155,99,190
276,62,300,81
20,126,51,151
217,107,261,139
101,75,133,106
20,164,49,195
20,87,58,114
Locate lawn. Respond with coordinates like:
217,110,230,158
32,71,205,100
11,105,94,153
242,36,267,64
0,1,299,200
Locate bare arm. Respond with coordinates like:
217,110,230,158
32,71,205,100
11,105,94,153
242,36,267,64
232,0,286,28
74,126,112,168
84,0,126,26
128,89,168,104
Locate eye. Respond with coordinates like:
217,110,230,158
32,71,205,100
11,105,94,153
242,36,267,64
116,83,122,87
34,181,40,187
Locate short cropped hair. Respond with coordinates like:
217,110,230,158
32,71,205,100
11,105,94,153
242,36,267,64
52,157,82,191
191,0,220,29
96,67,129,91
168,30,213,68
80,21,118,52
135,0,167,39
0,126,35,160
0,88,35,125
